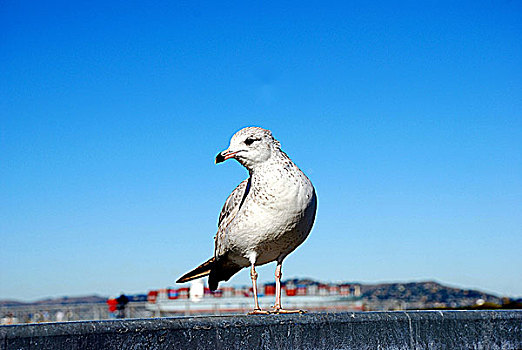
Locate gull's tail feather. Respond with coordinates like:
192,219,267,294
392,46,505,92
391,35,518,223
176,257,215,284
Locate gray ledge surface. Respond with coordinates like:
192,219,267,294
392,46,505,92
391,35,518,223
1,310,521,349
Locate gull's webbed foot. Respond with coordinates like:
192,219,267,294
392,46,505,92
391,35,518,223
247,308,270,315
270,308,306,314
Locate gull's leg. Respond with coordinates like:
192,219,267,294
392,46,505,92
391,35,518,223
274,261,283,310
272,261,306,314
248,263,269,315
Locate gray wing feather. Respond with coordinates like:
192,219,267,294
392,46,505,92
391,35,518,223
215,178,250,257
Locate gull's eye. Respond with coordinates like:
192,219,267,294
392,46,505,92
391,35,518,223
244,137,260,146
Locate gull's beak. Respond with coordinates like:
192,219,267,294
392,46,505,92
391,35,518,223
215,149,239,164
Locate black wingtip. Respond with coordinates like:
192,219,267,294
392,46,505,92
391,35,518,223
176,257,215,284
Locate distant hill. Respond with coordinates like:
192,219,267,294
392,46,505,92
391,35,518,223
0,300,27,307
0,295,107,307
358,281,503,309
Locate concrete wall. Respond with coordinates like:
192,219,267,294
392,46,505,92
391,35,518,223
1,310,521,349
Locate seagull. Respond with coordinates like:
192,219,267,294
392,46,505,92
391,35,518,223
176,127,317,314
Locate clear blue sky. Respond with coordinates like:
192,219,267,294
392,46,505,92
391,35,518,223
1,1,521,301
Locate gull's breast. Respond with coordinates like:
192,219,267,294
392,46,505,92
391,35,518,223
227,170,316,264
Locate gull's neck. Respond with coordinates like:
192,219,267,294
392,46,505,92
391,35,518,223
247,149,295,177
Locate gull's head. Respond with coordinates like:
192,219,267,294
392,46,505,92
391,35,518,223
216,127,281,169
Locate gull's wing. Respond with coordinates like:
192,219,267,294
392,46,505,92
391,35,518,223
214,178,251,257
